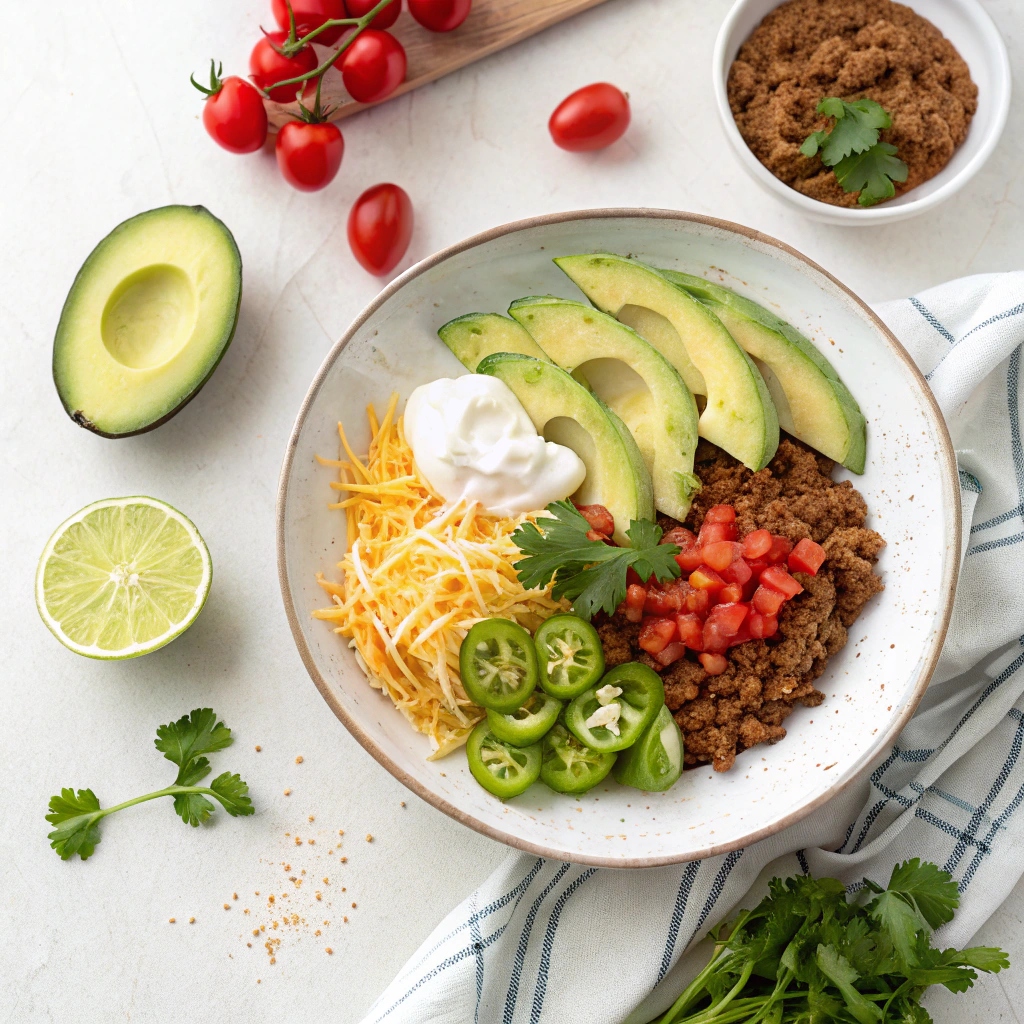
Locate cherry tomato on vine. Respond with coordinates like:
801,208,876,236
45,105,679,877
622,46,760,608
249,31,318,103
276,121,344,191
348,183,413,275
549,82,630,152
193,63,269,153
407,0,471,32
341,29,407,104
346,0,402,29
271,0,347,44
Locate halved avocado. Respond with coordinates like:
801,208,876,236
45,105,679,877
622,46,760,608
555,253,779,471
507,296,701,521
660,270,867,473
438,312,549,371
476,353,654,542
53,205,242,438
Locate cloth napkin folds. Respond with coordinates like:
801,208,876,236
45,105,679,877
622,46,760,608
361,273,1024,1024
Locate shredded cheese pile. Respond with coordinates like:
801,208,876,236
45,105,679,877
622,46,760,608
315,395,566,758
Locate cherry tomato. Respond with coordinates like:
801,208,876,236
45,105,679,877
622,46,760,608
341,30,407,104
276,121,344,191
347,183,414,275
347,0,402,29
250,31,318,103
202,76,268,153
271,0,347,44
407,0,471,32
549,82,631,152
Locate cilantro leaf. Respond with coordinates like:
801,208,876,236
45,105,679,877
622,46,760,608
45,788,104,861
884,859,959,929
173,791,216,827
209,772,255,817
815,944,882,1024
155,708,233,781
833,142,908,206
800,97,891,166
511,501,680,619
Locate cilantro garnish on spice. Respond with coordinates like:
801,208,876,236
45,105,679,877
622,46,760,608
801,97,909,207
649,859,1009,1024
46,708,254,861
511,501,680,620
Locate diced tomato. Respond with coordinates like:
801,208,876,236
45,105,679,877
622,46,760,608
689,566,725,591
625,583,647,622
699,652,728,675
638,616,677,655
675,547,705,572
675,613,704,650
748,611,779,640
654,641,687,667
719,582,744,604
744,557,768,581
626,567,644,588
586,529,611,543
644,586,681,615
703,602,749,652
661,526,697,549
752,584,786,615
721,556,752,586
683,587,710,616
766,535,793,564
760,565,804,598
701,540,742,572
575,503,615,537
741,528,772,560
698,520,738,546
789,537,826,576
704,504,737,524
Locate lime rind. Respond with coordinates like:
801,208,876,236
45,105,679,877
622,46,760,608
35,496,212,660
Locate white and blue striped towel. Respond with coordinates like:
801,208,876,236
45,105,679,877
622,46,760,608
361,273,1024,1024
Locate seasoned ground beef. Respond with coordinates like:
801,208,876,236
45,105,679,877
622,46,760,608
597,437,884,772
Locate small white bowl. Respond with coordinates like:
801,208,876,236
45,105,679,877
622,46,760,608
713,0,1011,225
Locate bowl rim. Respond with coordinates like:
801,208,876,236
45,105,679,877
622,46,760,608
711,0,1012,224
276,207,961,867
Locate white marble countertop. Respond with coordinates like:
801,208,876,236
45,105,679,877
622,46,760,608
2,1,1022,1020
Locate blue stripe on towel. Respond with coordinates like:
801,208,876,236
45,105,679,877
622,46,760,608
910,296,956,345
688,850,744,946
657,861,701,983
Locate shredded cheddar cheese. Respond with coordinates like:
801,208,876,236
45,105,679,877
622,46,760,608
315,394,566,758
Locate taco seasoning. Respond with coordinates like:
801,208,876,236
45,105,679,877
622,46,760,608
727,0,978,207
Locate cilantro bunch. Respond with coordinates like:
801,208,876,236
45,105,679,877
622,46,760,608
46,708,254,861
649,861,1008,1024
801,97,909,207
511,501,681,620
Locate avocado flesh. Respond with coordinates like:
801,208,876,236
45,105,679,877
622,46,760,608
475,353,654,542
438,312,549,371
555,253,779,471
660,270,867,473
53,205,242,438
507,296,701,521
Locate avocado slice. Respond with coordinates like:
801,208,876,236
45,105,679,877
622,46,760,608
506,296,701,521
555,253,779,471
476,353,654,541
53,205,242,438
659,270,867,473
438,312,549,371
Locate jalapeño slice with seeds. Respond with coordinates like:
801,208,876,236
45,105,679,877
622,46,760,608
487,691,562,746
540,723,617,794
459,619,538,713
613,705,684,792
565,662,665,753
466,721,541,799
534,614,605,700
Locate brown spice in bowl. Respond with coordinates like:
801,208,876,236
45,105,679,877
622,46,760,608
727,0,978,207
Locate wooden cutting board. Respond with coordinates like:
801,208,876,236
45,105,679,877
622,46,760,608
267,0,616,128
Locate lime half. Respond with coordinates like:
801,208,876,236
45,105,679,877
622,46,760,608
35,496,212,659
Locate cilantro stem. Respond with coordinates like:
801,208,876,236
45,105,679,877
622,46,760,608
92,784,235,819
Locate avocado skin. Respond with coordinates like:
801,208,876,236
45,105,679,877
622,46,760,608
53,204,243,439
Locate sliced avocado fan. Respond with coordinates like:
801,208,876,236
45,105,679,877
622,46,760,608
438,312,549,371
507,296,701,521
476,353,654,542
555,253,779,471
659,270,867,473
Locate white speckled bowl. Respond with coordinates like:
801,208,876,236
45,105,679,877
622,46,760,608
277,210,960,867
713,0,1011,225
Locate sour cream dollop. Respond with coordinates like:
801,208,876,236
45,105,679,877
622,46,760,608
404,375,586,515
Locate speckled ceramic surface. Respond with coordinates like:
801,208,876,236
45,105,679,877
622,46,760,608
277,210,960,867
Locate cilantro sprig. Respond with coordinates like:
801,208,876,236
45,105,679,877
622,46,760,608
511,501,681,620
46,708,254,861
649,860,1009,1024
801,97,909,207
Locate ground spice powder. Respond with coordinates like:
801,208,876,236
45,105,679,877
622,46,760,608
727,0,977,206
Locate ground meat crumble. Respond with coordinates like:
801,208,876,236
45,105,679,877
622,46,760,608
597,438,885,773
